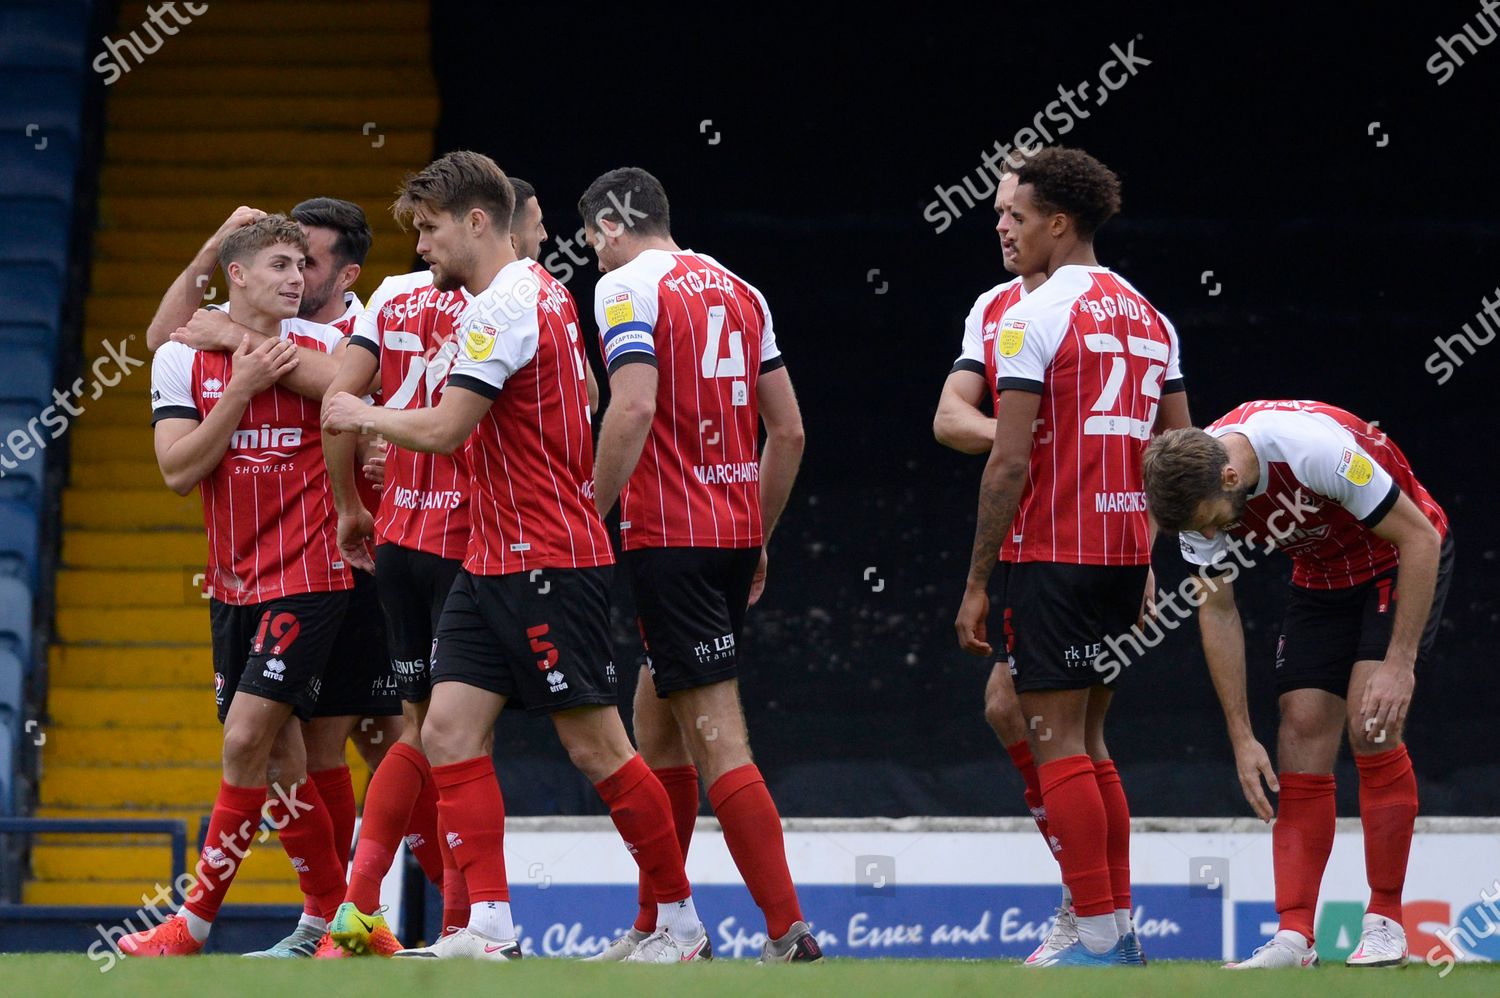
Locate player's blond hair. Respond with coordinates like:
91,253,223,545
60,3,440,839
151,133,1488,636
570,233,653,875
392,150,514,232
1142,428,1231,532
218,214,308,270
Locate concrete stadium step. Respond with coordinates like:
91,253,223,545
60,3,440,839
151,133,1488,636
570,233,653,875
57,568,210,610
138,31,424,67
69,423,159,462
64,489,201,530
50,645,208,687
99,198,418,232
68,395,155,427
47,687,211,730
108,96,439,131
70,461,165,488
100,165,409,200
116,1,428,34
31,840,304,885
41,763,222,809
55,606,209,644
62,529,206,569
26,878,301,906
43,726,221,766
114,65,433,98
105,129,434,167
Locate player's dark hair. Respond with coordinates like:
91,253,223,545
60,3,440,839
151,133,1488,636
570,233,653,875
509,177,536,229
1013,146,1122,238
219,214,308,270
1142,428,1232,532
392,150,514,233
290,197,372,267
577,167,670,237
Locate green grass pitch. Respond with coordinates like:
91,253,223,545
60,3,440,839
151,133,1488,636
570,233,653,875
3,954,1498,997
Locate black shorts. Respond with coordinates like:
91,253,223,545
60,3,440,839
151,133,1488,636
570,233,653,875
622,546,760,697
210,589,351,723
312,570,402,718
431,566,617,716
1275,532,1455,697
376,543,463,702
1000,561,1150,693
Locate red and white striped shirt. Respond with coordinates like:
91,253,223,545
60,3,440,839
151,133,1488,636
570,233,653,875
594,248,782,551
1178,401,1448,589
446,259,611,576
348,272,470,559
329,291,362,337
994,265,1185,566
150,316,352,605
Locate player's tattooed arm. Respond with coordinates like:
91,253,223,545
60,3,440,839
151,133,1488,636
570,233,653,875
593,362,659,517
1361,492,1442,736
1193,571,1278,821
955,390,1039,655
323,384,490,455
155,336,296,494
933,370,995,454
145,205,267,352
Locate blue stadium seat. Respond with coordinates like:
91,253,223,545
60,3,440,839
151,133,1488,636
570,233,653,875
0,718,13,814
0,198,70,273
0,263,64,328
0,504,37,592
0,577,32,664
0,349,52,410
0,133,77,207
0,322,57,361
0,650,22,731
0,70,86,141
0,5,93,70
0,406,45,508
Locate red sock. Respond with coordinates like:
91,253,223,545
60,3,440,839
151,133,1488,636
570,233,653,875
1274,772,1336,943
309,766,356,870
346,742,427,912
184,780,265,923
708,764,802,939
595,755,690,906
633,765,699,932
431,755,508,903
406,757,444,887
1037,755,1113,917
1093,759,1131,911
1356,746,1418,923
267,778,347,923
438,815,470,929
1005,739,1050,849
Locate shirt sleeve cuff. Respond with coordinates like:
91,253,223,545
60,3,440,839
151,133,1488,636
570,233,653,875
950,358,985,377
446,373,501,401
1359,481,1402,528
996,377,1044,395
151,405,201,426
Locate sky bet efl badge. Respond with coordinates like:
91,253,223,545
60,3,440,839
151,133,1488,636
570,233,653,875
1337,447,1374,486
604,292,634,327
464,321,497,361
998,320,1026,358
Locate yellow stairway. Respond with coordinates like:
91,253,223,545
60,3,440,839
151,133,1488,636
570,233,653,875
31,0,437,907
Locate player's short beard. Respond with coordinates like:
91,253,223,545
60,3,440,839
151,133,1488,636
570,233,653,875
432,246,474,293
298,270,340,319
1227,484,1251,521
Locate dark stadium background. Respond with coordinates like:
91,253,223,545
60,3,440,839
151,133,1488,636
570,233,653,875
427,3,1500,817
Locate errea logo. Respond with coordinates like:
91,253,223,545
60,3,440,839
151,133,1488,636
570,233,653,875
262,657,286,681
202,377,224,399
547,670,570,693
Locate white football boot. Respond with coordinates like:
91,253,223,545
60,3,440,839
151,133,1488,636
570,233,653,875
1345,913,1408,968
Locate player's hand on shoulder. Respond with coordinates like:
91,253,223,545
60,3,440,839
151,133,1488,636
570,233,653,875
955,586,993,656
172,307,240,353
227,334,297,397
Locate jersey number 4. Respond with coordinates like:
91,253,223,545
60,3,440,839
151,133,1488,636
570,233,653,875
700,305,745,379
1083,332,1167,439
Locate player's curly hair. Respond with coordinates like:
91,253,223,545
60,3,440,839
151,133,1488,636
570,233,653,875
218,214,308,270
1012,147,1122,238
1142,428,1231,532
392,150,514,232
